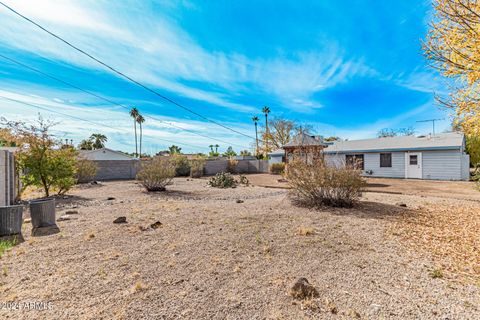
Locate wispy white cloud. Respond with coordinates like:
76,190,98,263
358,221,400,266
0,0,368,114
0,87,253,153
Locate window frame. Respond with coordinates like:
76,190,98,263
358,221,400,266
379,153,392,168
409,154,418,165
346,154,364,170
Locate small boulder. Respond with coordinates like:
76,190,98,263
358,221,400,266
396,202,407,207
289,278,319,300
107,197,116,201
65,210,79,215
57,215,73,222
150,221,162,229
236,199,244,203
113,216,127,224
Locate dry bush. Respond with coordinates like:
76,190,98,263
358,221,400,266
270,163,285,175
226,159,238,173
136,158,175,191
189,158,205,178
76,159,97,183
170,154,190,176
286,159,365,208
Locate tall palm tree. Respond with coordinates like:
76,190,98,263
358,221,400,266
136,114,145,157
262,106,270,133
129,107,139,157
262,106,271,151
214,144,219,154
209,144,214,153
252,116,259,155
90,133,107,149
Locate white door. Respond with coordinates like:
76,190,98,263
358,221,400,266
405,152,422,179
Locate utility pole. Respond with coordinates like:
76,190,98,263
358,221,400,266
416,118,444,139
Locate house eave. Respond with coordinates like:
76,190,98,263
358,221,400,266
323,146,461,154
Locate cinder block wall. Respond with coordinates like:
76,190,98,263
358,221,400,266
204,160,269,175
0,150,16,206
92,160,140,180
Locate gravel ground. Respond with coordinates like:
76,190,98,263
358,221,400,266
0,177,479,319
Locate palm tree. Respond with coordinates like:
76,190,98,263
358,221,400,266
78,139,93,150
209,144,214,153
136,114,145,157
214,144,219,153
129,107,139,157
262,106,271,151
252,116,259,155
90,133,107,149
168,145,182,155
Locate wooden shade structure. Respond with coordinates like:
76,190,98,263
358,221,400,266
283,133,327,164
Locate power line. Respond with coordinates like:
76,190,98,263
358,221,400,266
0,53,249,149
0,95,204,150
0,1,257,143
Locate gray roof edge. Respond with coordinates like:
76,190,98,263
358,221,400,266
323,145,461,154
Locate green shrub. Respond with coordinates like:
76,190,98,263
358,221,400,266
208,172,237,188
189,158,205,178
18,147,77,196
286,159,366,208
170,155,190,176
270,163,285,175
76,159,97,183
137,158,175,191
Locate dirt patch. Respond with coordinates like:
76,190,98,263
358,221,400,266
0,178,479,319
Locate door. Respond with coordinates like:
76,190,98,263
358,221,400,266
405,152,422,179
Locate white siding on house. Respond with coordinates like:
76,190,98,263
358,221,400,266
364,152,405,178
461,154,470,181
269,155,283,165
422,150,463,180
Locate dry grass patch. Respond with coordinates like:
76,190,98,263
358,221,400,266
391,203,480,283
296,226,316,236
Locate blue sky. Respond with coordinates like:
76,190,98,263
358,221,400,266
0,0,450,154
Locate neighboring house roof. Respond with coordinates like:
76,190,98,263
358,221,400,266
269,148,285,156
324,132,465,153
78,148,135,161
283,133,327,148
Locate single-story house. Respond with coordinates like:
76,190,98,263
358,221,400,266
324,132,469,181
78,148,139,180
269,132,470,181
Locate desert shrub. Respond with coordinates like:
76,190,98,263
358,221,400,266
285,159,366,208
17,145,77,197
170,155,190,176
76,159,97,183
189,158,205,178
226,159,238,173
270,163,285,175
208,172,237,188
4,116,78,197
136,158,175,191
238,174,249,185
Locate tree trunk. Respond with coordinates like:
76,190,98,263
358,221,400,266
134,120,138,157
255,123,259,155
139,122,143,157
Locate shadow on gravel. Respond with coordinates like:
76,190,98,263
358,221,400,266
330,200,414,220
145,189,201,200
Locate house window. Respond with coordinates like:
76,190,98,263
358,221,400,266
346,154,364,170
380,153,392,167
409,155,418,165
